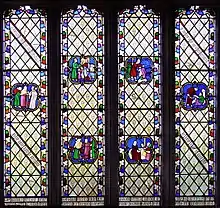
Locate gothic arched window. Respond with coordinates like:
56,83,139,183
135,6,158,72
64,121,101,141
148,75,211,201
61,5,105,206
118,5,161,206
3,6,48,206
175,6,216,206
1,1,219,207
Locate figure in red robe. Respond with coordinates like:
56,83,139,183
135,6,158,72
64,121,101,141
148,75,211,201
131,140,141,161
130,59,141,81
186,87,196,107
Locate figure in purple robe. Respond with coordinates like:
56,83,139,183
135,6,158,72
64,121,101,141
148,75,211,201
83,138,91,159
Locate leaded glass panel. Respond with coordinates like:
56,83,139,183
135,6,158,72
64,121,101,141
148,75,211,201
175,6,216,206
3,6,48,206
61,5,105,206
118,5,161,206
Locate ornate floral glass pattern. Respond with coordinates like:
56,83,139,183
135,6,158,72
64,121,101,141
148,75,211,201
61,5,104,206
175,6,216,206
3,6,47,206
118,5,161,206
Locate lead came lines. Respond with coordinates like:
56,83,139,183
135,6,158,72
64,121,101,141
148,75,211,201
10,21,40,68
179,20,209,66
3,6,48,200
175,7,215,200
11,132,41,167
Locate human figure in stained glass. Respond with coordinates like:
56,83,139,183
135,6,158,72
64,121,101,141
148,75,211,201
12,83,38,110
78,67,82,81
182,83,208,110
83,138,91,159
130,58,141,81
69,56,97,84
141,64,146,79
193,87,200,106
89,62,96,80
126,59,132,79
12,84,39,111
125,57,153,84
29,86,38,109
131,140,141,161
83,57,89,80
71,57,79,80
20,85,28,108
73,139,82,160
69,136,98,163
141,141,153,161
186,87,196,107
127,137,154,164
13,87,22,107
80,56,86,77
198,89,206,104
91,139,96,158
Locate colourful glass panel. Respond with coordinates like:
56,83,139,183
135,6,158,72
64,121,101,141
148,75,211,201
118,5,161,206
3,6,47,206
61,5,105,206
175,6,215,206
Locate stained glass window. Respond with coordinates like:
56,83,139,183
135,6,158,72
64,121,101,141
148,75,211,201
175,6,216,206
118,5,161,206
61,5,105,206
3,6,48,206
